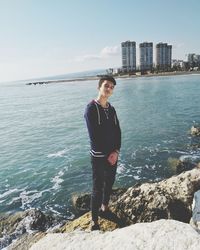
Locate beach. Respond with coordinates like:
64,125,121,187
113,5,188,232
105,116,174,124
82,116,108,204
25,70,200,85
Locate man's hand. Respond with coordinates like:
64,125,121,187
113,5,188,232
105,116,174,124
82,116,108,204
107,151,119,166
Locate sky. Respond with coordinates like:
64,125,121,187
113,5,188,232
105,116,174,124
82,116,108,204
0,0,200,82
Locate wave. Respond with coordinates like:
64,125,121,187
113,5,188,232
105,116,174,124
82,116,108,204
47,149,68,158
0,188,19,199
51,170,64,190
19,189,50,210
179,154,200,162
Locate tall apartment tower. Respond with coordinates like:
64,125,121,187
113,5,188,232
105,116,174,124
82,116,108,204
139,42,153,71
188,53,196,67
121,41,136,72
156,43,172,71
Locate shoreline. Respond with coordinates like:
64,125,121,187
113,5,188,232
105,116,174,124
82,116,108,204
26,71,200,85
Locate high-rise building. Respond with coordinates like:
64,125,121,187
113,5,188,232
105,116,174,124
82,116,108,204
121,41,136,72
139,42,153,71
156,43,172,70
188,53,200,67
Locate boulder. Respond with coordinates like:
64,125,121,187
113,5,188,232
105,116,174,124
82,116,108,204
191,126,200,136
7,232,45,250
175,159,197,174
29,220,200,250
61,167,200,232
72,188,127,215
59,212,119,233
190,190,200,232
112,166,200,225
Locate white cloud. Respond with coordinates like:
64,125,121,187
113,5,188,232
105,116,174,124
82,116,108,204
100,46,120,57
75,45,120,62
171,42,185,49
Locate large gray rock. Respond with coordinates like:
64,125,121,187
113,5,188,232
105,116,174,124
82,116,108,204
7,232,46,250
29,220,200,250
190,190,200,232
112,166,200,225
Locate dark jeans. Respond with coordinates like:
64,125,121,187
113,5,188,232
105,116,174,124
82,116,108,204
91,156,117,222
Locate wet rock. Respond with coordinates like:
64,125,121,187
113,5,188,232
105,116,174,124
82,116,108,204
72,188,127,215
191,126,200,136
168,157,197,175
0,209,54,250
112,166,200,225
175,159,197,174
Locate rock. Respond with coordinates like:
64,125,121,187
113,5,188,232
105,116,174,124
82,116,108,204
59,212,119,233
190,190,200,232
0,209,54,250
61,168,200,233
7,232,46,250
29,220,200,250
72,193,90,215
72,188,127,215
168,157,197,174
112,166,200,225
175,159,197,174
191,126,200,136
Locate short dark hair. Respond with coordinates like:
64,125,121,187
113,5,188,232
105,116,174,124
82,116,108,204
98,75,116,88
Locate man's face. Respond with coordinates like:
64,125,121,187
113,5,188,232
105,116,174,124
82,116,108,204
98,80,115,98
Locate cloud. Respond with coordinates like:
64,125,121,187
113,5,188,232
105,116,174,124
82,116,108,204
75,45,120,62
174,43,185,49
100,46,120,57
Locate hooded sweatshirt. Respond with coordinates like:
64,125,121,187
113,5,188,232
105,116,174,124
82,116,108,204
84,100,121,158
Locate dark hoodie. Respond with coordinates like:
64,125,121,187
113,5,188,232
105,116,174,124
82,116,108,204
84,100,121,157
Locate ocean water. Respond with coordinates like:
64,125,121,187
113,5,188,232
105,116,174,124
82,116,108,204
1,74,200,219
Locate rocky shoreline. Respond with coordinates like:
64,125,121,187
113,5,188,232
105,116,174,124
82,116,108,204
1,162,200,250
1,127,200,249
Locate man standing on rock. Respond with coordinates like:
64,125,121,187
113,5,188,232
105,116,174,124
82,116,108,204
84,75,121,230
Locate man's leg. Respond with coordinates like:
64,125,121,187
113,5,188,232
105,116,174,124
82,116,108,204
91,157,104,223
102,162,117,209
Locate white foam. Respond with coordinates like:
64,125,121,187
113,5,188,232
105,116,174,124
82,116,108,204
19,190,43,210
117,162,126,174
134,175,140,180
0,188,19,199
51,170,64,190
144,164,156,170
179,154,200,162
47,149,68,158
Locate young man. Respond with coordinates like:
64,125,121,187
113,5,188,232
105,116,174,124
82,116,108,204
84,75,121,230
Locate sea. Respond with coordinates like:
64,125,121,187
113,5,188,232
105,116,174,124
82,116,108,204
1,72,200,221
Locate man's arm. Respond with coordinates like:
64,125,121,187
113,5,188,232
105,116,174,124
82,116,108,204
107,109,121,166
84,104,104,155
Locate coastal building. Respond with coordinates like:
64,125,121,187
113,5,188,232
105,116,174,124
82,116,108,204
188,53,200,68
106,67,121,75
139,42,153,71
156,43,172,71
121,41,136,72
172,59,185,70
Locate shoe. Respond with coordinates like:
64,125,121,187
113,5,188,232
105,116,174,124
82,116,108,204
91,221,100,231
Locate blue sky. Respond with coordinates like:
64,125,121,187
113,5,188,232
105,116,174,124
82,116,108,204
0,0,199,82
